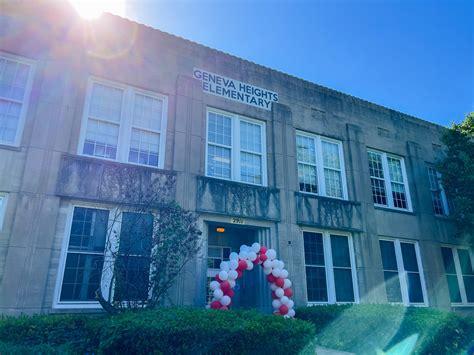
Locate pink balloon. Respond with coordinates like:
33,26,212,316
284,288,293,297
279,304,289,315
237,260,247,271
275,278,285,288
260,246,268,254
210,301,221,309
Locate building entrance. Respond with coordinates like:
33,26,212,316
206,223,260,309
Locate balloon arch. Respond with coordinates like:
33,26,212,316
208,243,295,318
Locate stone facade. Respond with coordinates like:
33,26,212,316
0,1,472,315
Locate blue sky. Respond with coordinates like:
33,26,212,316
122,0,473,126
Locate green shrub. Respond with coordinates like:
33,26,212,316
296,304,474,355
0,308,314,354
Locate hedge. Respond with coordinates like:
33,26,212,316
0,308,315,354
296,304,474,354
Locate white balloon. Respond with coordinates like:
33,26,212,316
220,261,230,271
280,296,289,305
279,260,285,269
213,289,223,299
266,249,277,260
288,300,294,309
284,315,290,319
275,288,284,298
271,268,281,277
271,259,280,268
248,252,257,262
229,260,238,270
251,242,261,253
205,304,210,309
221,295,231,306
219,270,229,281
210,281,220,291
228,270,238,280
246,260,254,270
229,252,239,261
272,299,281,309
240,245,249,252
263,260,272,269
239,251,249,260
228,279,236,288
280,269,289,279
263,267,272,275
270,283,278,291
288,309,296,317
283,279,292,289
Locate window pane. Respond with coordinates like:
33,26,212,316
119,212,153,256
240,120,262,153
334,268,354,302
464,276,474,302
208,112,231,146
306,266,328,302
297,135,316,164
303,232,325,266
441,247,456,274
324,168,343,198
383,271,403,302
401,242,419,272
322,141,340,170
69,207,109,252
114,255,150,301
298,163,318,193
387,157,404,184
83,118,119,159
458,249,474,275
431,191,445,215
128,128,160,167
0,100,21,143
371,177,387,205
240,151,262,184
60,253,104,301
0,58,30,101
427,167,439,190
391,182,407,209
380,240,398,271
208,247,221,258
132,93,163,131
368,151,384,179
207,145,231,179
331,235,350,268
407,272,424,303
89,83,123,122
446,275,462,303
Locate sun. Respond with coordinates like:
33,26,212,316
69,0,125,20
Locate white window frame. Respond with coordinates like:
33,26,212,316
427,166,449,216
53,204,155,309
368,149,413,211
303,229,359,305
296,131,348,200
441,245,474,306
205,107,267,186
379,238,428,306
0,192,8,231
77,77,168,169
0,52,36,147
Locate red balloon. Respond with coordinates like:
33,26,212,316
259,254,268,262
271,291,278,299
220,280,230,292
210,301,221,309
279,305,289,315
275,278,285,288
224,289,234,297
284,288,293,297
237,270,243,278
252,258,260,264
215,274,222,282
237,260,247,271
267,274,277,283
260,246,268,254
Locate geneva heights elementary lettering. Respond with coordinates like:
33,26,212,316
193,68,278,111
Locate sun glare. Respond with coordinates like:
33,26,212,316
69,0,125,20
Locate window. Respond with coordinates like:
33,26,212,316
0,192,7,230
368,150,412,211
0,53,35,146
55,206,154,308
206,108,267,186
303,231,358,303
79,78,168,168
441,246,474,305
427,166,449,216
296,132,347,199
379,239,427,305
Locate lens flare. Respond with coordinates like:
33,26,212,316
69,0,125,20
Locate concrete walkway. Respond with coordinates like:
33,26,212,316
315,346,355,355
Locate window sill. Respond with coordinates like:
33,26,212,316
53,302,102,310
203,175,269,189
0,143,21,152
374,205,415,216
